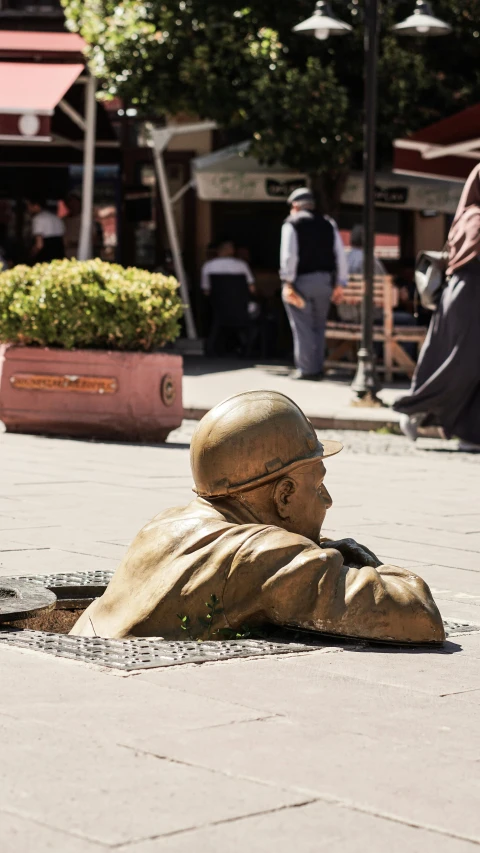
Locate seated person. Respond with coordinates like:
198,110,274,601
341,224,387,324
347,224,388,278
201,239,257,356
26,195,65,262
200,238,255,297
71,392,444,644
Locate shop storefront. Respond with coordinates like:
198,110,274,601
0,30,120,263
194,143,463,274
0,4,470,343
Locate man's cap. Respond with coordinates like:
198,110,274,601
287,187,315,206
190,390,342,498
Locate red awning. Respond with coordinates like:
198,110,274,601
0,62,84,141
393,104,480,182
0,31,86,57
0,62,83,114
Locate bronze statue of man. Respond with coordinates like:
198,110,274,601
71,391,444,644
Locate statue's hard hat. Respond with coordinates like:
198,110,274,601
191,390,342,498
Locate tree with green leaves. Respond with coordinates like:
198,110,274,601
62,0,480,212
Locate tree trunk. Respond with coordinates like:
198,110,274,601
310,170,350,219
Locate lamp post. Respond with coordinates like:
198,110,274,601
293,0,451,402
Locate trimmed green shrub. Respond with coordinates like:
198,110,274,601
0,259,184,351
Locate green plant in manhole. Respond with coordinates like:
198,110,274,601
177,594,270,642
177,594,223,641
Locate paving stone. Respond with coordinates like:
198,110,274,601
262,639,480,695
0,498,23,511
0,516,63,531
0,812,107,853
0,644,282,733
0,535,49,552
0,547,117,576
122,713,480,842
128,799,480,853
412,564,480,599
443,688,480,706
354,535,480,572
331,512,480,536
0,714,306,847
136,650,480,753
428,599,480,623
351,523,480,556
0,527,127,559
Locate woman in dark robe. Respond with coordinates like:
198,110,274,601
394,164,480,451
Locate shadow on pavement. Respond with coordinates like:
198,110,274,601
345,640,463,655
182,355,289,376
181,355,412,393
0,432,192,451
275,627,461,655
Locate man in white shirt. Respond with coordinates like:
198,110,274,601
280,188,347,380
201,239,255,295
26,196,65,263
201,239,256,357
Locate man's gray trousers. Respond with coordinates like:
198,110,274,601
282,271,333,376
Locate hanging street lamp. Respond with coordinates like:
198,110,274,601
293,1,353,40
293,0,452,402
393,1,452,36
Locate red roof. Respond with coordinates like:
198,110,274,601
0,63,84,114
0,31,86,54
394,104,480,181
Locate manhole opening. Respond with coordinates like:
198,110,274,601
4,590,97,634
0,572,329,669
12,606,88,634
0,571,115,635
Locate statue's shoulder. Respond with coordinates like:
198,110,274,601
147,497,231,529
240,523,318,554
128,498,235,550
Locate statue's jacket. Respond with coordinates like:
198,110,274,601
71,497,444,643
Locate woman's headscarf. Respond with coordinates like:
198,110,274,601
447,163,480,274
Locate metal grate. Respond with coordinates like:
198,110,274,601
0,630,320,670
0,620,477,671
442,619,480,637
18,570,115,589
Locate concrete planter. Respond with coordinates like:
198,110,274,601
0,344,183,442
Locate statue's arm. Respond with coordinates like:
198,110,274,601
223,528,444,644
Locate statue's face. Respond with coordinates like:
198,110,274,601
278,459,332,543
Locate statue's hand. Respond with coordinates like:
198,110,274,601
320,537,382,569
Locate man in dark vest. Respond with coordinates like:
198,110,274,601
280,187,347,380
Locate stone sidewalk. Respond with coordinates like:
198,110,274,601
182,357,407,430
1,426,480,852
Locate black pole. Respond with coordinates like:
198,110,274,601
351,0,381,401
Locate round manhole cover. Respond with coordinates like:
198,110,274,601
0,581,57,623
0,587,18,599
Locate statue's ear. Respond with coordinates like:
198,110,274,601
272,477,296,519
